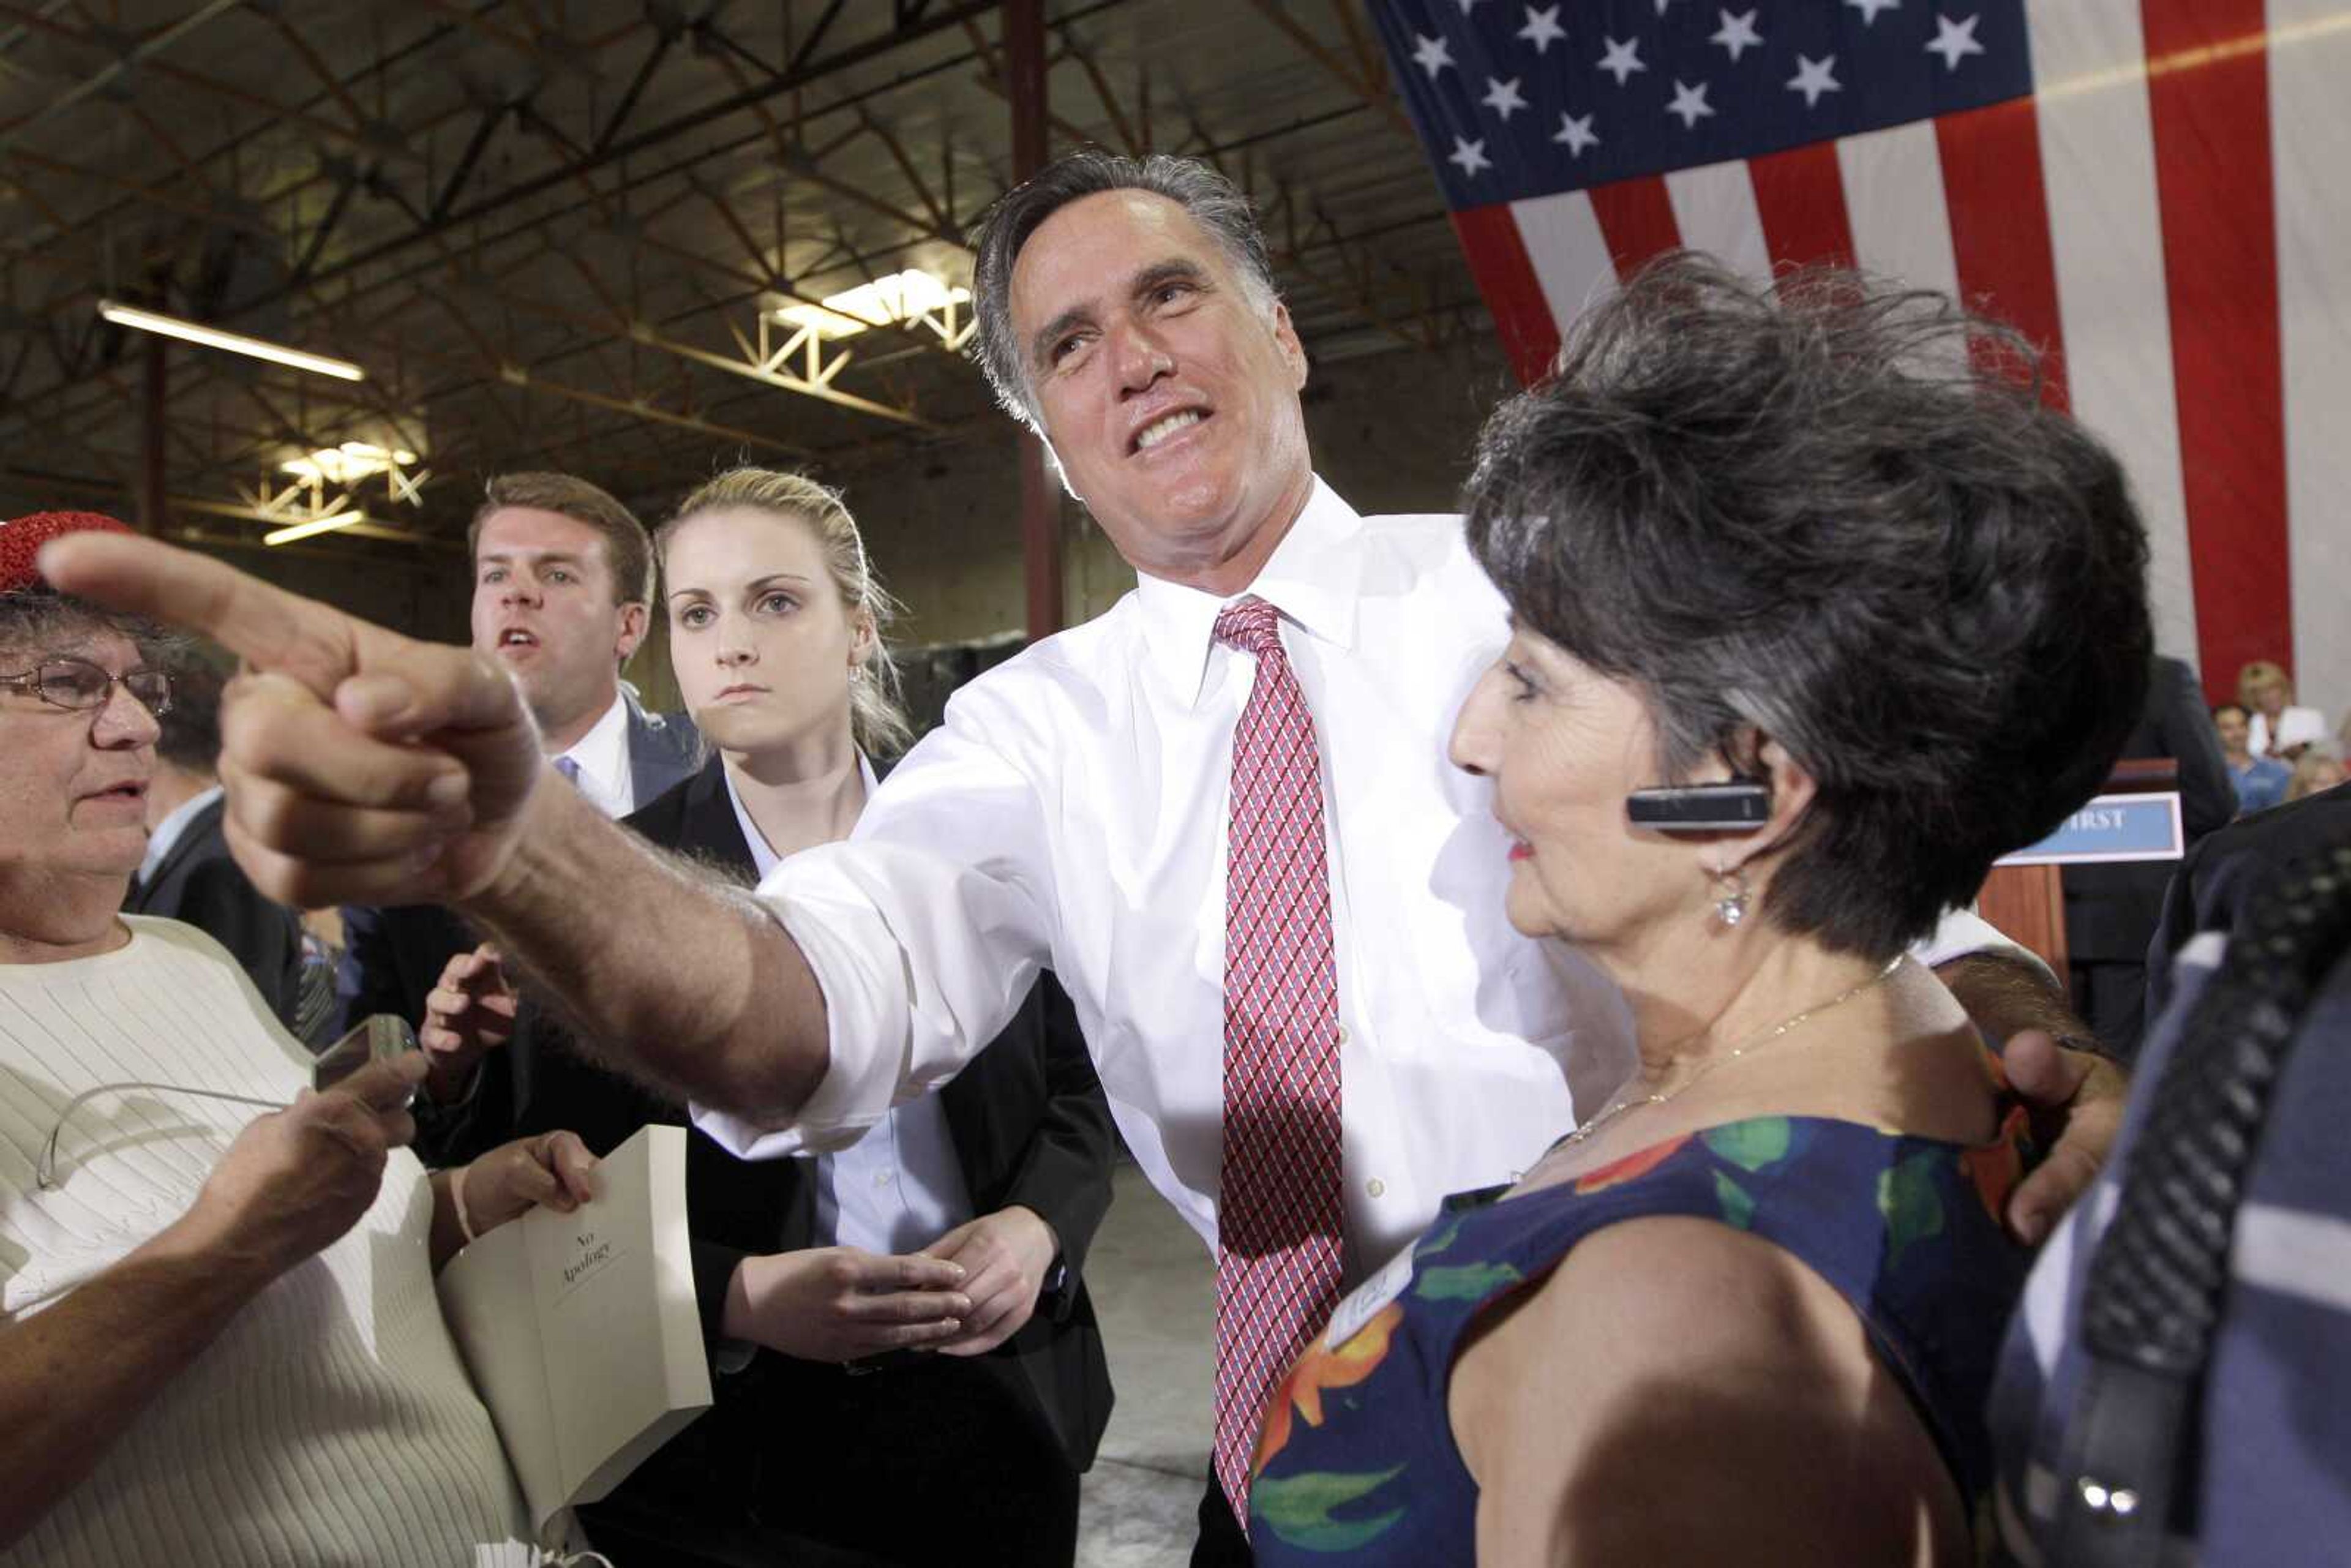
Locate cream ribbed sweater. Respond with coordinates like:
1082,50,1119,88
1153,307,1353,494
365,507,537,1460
0,917,534,1567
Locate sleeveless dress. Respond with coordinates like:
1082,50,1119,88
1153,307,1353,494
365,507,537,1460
1248,1111,2031,1563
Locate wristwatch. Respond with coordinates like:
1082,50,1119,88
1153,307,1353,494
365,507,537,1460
1036,1253,1075,1324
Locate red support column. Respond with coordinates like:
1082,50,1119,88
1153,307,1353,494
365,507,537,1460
1006,0,1061,642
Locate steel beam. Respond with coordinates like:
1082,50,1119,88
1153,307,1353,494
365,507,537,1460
1005,0,1060,643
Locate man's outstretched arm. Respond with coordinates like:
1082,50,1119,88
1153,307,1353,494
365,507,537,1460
40,529,829,1119
476,778,830,1115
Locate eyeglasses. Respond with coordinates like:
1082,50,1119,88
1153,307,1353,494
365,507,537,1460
0,656,173,716
34,1081,283,1190
34,1018,418,1189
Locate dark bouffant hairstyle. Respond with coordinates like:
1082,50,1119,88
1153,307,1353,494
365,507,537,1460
1464,254,2153,958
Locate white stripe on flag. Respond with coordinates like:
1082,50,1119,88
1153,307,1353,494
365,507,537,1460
1509,189,1618,340
2271,0,2351,730
2029,0,2201,672
1664,159,1771,284
1834,121,1960,303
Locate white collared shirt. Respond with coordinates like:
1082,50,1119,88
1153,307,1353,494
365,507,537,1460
721,760,976,1256
557,691,635,819
701,480,1630,1280
137,782,223,887
698,479,2018,1282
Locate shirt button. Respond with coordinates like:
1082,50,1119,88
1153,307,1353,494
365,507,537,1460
873,1170,892,1186
1337,1025,1352,1046
1367,1178,1386,1199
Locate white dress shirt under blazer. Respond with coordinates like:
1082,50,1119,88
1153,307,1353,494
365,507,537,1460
698,479,2012,1283
558,691,636,820
720,759,976,1257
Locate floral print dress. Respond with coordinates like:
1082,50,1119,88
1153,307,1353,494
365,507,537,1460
1248,1112,2031,1562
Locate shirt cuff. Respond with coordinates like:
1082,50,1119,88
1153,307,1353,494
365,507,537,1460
1912,903,2054,983
691,862,914,1160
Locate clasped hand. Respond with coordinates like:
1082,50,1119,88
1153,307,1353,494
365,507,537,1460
721,1204,1061,1365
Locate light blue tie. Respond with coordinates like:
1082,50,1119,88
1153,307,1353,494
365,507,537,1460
553,755,581,787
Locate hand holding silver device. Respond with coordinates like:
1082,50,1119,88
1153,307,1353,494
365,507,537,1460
313,1014,421,1095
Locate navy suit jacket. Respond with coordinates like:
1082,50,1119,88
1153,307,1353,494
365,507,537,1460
124,793,304,1026
334,695,699,1037
429,754,1118,1471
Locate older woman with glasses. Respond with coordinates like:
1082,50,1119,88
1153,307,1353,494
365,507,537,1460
0,511,596,1567
1247,260,2152,1565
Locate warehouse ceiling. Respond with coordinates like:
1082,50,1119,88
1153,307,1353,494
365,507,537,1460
0,0,1480,560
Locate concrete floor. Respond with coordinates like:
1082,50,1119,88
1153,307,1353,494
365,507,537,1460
1075,1163,1217,1568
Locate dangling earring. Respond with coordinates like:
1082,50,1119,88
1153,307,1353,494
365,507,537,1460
1710,864,1750,929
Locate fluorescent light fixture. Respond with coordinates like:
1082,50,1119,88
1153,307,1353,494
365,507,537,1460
97,299,366,383
773,269,970,340
279,441,418,486
263,511,366,547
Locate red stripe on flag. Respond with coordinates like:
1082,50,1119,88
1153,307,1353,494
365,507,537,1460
1586,176,1683,279
1449,205,1559,387
1937,99,2071,412
1749,142,1856,271
2141,0,2292,692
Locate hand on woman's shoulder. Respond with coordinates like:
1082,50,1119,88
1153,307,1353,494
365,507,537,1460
1449,1215,1962,1568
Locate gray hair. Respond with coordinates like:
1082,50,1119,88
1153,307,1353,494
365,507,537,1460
1464,254,2153,958
0,591,168,667
968,151,1284,429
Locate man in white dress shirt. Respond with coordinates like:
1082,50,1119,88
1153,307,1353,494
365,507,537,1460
40,154,2123,1565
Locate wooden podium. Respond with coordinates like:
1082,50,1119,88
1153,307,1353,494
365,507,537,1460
1974,760,2183,974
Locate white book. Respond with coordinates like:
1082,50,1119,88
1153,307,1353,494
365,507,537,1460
435,1122,713,1535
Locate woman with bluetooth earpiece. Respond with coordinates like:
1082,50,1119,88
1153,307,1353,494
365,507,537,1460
1244,258,2155,1567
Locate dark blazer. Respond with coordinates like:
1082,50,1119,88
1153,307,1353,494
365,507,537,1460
2061,657,2237,1052
334,696,700,1038
2147,778,2351,1026
2065,657,2235,957
441,754,1117,1472
124,792,304,1026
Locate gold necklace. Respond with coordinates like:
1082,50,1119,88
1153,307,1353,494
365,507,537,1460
1552,953,1908,1155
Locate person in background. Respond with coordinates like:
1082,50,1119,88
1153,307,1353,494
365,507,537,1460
422,468,1116,1567
2236,659,2325,760
337,472,700,1142
0,511,593,1568
1247,258,2150,1566
2288,751,2348,803
2063,655,2233,1058
123,647,304,1028
2214,702,2293,815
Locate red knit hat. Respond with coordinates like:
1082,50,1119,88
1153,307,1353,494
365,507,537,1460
0,511,136,594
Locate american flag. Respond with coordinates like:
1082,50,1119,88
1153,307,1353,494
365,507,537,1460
1374,0,2351,726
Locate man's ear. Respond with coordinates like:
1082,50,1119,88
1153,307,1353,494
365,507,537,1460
1717,737,1817,875
1271,301,1308,391
614,600,648,664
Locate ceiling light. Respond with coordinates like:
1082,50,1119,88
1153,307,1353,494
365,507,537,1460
773,269,971,340
97,299,366,382
279,441,418,486
263,511,367,546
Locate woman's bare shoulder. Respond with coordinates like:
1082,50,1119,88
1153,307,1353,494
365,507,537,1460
1450,1215,1965,1567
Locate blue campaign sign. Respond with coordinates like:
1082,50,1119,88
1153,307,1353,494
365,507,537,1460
1997,793,2185,867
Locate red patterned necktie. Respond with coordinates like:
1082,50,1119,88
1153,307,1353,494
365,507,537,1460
1211,594,1344,1529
